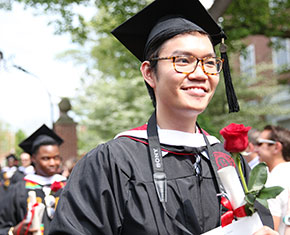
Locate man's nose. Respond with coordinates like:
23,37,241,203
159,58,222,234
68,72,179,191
188,62,208,80
48,158,56,165
253,145,260,153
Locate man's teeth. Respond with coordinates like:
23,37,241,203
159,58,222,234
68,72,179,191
186,87,204,91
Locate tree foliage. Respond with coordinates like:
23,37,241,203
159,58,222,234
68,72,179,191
0,121,12,158
222,0,290,52
14,129,27,157
74,75,153,153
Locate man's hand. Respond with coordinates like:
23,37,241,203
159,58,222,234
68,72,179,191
13,220,39,235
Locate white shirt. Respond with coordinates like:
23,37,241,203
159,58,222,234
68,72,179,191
266,162,290,234
19,165,35,175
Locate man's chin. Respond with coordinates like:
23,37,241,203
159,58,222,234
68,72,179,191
47,170,58,176
38,170,58,177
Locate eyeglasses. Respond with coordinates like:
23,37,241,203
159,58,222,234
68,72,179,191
149,55,224,75
257,138,277,146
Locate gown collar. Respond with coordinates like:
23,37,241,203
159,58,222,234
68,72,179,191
115,125,220,148
24,173,66,186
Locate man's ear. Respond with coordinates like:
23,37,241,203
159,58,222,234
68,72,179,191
246,142,254,152
140,61,156,89
275,141,283,153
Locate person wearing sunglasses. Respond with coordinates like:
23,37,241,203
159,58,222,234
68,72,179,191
257,125,290,234
49,0,277,234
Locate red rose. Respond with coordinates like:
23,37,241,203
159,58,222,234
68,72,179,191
50,181,66,193
220,123,252,153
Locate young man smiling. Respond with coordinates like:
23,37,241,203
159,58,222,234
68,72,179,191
0,124,66,235
50,0,277,234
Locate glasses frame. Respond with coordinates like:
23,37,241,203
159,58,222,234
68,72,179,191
149,55,224,75
257,138,277,146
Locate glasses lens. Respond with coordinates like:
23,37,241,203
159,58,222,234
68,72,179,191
203,57,222,74
174,56,197,73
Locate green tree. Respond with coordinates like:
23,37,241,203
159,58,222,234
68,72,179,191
74,75,153,153
14,129,27,157
0,121,12,157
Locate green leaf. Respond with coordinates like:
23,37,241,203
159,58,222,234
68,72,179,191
247,162,268,191
256,197,269,209
258,186,284,199
245,203,256,216
245,193,256,205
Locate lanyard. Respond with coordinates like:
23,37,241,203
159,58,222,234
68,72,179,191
147,111,223,234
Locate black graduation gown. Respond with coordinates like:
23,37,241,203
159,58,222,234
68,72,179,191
0,178,65,235
0,184,5,202
0,170,25,203
0,169,24,189
10,170,25,185
49,133,273,235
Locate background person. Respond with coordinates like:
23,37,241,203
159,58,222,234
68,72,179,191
18,152,35,175
257,125,290,234
285,189,290,235
1,154,24,190
0,124,66,235
241,128,261,169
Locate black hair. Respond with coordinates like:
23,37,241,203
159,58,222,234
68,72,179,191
264,125,290,161
32,139,59,155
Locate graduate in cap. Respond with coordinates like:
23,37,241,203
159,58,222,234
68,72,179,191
50,0,276,234
0,124,66,235
1,154,24,190
18,152,35,176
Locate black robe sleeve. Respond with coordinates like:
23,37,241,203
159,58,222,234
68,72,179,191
10,170,25,185
0,181,28,234
49,143,129,235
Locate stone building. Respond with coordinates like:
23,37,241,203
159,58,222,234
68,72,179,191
232,35,290,128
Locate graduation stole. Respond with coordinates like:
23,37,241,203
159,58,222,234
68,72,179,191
25,180,43,190
147,111,225,235
25,179,66,219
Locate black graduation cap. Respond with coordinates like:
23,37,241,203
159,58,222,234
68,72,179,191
6,154,17,161
19,124,63,155
112,0,225,61
112,0,239,112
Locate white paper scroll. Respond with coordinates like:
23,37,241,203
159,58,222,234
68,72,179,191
26,191,45,235
217,166,246,209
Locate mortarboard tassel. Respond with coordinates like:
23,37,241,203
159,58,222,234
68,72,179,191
220,38,240,113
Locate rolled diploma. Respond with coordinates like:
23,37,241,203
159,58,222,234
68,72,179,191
27,191,45,235
217,166,245,210
31,203,45,235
